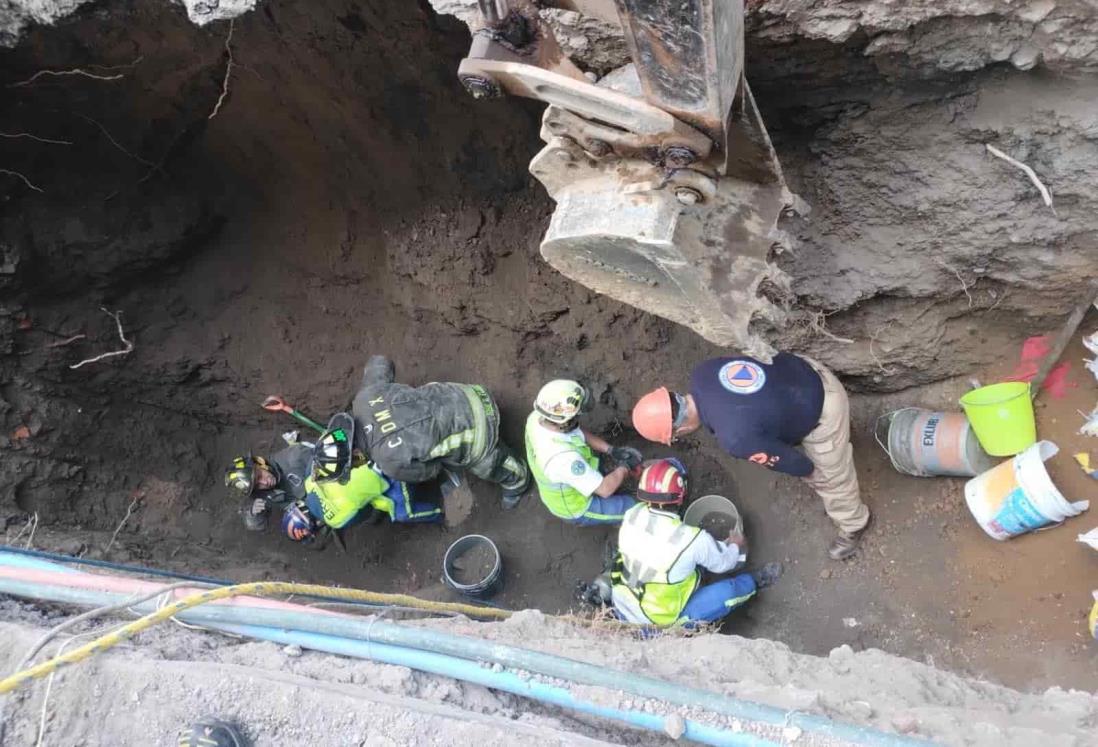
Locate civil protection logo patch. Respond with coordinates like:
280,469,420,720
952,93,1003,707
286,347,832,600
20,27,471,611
718,360,766,395
571,460,588,476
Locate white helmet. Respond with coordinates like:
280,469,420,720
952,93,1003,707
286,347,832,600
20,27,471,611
534,379,588,425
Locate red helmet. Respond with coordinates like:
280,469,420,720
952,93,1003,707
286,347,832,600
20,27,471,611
637,458,688,505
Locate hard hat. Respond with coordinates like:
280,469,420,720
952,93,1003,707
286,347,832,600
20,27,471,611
313,413,356,484
632,387,674,444
223,454,271,497
534,379,588,425
637,457,688,505
281,501,317,542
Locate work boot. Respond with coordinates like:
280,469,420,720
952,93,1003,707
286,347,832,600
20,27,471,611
178,717,246,747
500,485,526,510
828,514,872,561
751,561,783,590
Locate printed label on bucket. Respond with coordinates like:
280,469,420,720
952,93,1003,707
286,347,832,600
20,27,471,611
988,486,1052,537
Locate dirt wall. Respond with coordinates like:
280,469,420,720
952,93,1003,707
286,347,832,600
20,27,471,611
0,0,1096,703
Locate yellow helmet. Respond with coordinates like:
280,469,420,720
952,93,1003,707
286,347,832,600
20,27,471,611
534,379,588,425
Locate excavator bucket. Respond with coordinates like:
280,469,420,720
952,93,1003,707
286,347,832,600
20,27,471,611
456,0,797,358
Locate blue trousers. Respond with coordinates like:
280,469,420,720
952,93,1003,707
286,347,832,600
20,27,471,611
384,480,443,524
566,494,638,526
335,480,443,529
679,574,757,625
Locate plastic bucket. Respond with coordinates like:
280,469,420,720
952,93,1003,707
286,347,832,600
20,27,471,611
959,382,1036,456
1089,592,1097,641
877,408,997,477
442,534,502,599
964,441,1090,540
683,495,747,569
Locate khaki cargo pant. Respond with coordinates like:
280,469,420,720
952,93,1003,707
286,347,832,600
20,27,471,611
801,359,870,534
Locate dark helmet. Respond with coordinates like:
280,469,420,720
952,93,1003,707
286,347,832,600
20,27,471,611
281,501,317,542
224,454,273,497
313,412,357,484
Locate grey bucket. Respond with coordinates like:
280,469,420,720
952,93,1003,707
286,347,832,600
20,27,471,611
442,534,503,599
683,494,744,537
876,408,997,478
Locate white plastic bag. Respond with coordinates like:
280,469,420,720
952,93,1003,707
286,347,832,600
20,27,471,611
1083,329,1098,356
1082,404,1098,437
1079,528,1098,551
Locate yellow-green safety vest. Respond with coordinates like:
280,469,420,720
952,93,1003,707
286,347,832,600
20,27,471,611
613,504,701,626
304,464,389,529
524,412,599,519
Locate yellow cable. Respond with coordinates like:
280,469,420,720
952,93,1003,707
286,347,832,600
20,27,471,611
0,581,510,695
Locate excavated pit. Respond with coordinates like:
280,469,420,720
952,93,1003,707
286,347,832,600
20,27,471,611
1,0,1096,707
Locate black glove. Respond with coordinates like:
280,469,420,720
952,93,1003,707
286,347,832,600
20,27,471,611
609,446,643,469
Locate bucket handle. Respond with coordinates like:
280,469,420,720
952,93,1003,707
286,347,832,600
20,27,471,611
874,408,923,474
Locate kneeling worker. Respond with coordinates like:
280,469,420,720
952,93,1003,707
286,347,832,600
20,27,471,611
525,379,643,525
632,352,870,560
352,355,529,507
224,444,311,531
281,414,442,545
611,458,776,627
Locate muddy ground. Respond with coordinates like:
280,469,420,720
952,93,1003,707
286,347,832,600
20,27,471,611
1,0,1096,701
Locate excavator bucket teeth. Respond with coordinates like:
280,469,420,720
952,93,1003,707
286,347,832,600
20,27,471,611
530,83,794,359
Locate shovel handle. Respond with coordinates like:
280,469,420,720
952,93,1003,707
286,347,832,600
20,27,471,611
261,395,326,434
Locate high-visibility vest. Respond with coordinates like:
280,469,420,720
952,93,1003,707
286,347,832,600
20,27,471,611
524,412,599,519
612,504,701,626
304,464,389,529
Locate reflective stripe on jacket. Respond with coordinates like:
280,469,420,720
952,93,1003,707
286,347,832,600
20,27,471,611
304,464,389,529
524,412,599,519
612,504,702,626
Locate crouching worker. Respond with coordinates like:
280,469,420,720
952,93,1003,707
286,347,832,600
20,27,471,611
525,379,643,525
224,444,311,531
352,355,529,508
281,414,442,546
610,458,779,628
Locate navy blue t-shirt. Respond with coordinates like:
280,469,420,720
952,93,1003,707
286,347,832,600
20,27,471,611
689,354,824,477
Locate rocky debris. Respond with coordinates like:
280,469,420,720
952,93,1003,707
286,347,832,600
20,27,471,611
4,604,1092,746
430,1,1098,76
0,0,90,47
0,0,258,46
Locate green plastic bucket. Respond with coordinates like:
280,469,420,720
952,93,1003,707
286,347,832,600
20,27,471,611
959,381,1036,456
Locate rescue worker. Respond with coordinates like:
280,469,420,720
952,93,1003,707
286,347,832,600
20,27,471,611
610,458,777,627
632,352,871,560
224,444,311,531
281,413,442,545
525,379,643,525
351,355,529,507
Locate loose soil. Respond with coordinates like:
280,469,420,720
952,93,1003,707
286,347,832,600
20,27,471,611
698,512,735,542
447,540,497,587
1,0,1096,702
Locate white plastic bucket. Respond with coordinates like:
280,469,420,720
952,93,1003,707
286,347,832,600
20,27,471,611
964,441,1090,541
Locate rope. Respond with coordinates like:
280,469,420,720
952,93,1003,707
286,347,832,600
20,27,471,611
0,581,512,695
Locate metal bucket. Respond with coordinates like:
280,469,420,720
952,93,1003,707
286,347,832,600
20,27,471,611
442,534,502,599
876,408,996,478
683,494,744,538
683,495,746,570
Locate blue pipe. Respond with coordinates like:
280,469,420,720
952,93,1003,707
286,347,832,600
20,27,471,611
213,622,776,747
0,545,233,585
0,555,932,746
